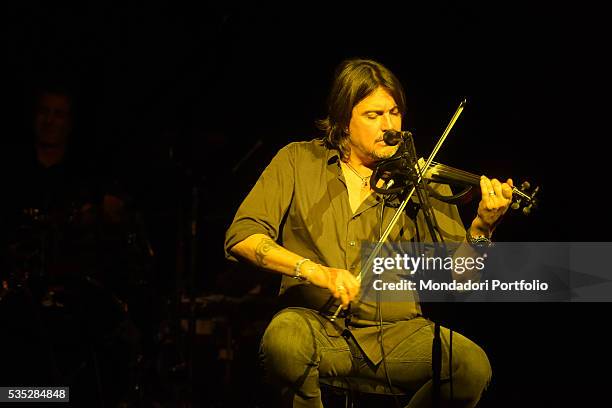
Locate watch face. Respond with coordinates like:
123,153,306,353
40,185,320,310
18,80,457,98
473,237,491,243
467,233,492,249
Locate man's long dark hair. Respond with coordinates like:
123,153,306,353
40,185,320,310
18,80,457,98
317,59,406,160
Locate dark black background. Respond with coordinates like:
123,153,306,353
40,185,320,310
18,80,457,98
1,1,606,407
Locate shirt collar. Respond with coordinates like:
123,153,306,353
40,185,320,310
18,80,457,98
326,148,341,166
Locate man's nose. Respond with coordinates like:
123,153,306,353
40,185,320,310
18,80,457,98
381,112,393,130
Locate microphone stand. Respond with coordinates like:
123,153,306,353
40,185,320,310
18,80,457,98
400,134,449,408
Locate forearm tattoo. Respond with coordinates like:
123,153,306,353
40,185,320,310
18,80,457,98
255,237,280,266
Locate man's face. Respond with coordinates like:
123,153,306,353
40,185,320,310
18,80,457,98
347,87,402,165
34,93,73,146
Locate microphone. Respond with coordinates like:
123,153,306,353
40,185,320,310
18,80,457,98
383,130,412,146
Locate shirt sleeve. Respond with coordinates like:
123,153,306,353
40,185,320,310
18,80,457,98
224,143,296,260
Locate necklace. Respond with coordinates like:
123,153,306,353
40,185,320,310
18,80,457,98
343,161,370,188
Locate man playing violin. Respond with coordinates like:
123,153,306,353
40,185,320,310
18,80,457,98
225,58,513,407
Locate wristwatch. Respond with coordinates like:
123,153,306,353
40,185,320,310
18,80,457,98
466,228,493,251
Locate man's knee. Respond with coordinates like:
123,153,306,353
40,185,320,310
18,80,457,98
260,309,319,381
467,344,492,391
452,342,492,400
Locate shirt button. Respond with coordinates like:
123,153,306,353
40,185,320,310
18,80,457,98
349,241,356,247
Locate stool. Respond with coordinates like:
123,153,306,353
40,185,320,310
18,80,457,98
319,377,410,407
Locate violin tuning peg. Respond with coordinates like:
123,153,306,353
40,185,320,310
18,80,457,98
511,201,520,210
520,181,531,191
522,205,532,215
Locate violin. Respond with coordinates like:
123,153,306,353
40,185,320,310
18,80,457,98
423,160,538,215
372,150,539,215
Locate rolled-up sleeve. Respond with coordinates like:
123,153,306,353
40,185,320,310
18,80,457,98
224,143,296,260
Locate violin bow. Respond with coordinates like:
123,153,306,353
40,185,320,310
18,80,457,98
330,99,467,321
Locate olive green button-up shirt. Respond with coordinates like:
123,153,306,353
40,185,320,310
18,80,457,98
225,139,466,364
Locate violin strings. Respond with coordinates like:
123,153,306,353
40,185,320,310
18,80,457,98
430,161,480,178
429,162,480,184
434,168,478,181
430,161,527,200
